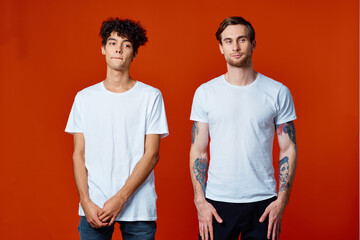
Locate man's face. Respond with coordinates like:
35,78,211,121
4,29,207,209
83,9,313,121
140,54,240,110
101,31,136,71
219,24,256,68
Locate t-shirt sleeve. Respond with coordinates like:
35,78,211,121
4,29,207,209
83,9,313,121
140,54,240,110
190,86,208,123
275,85,297,125
65,94,83,134
146,91,169,138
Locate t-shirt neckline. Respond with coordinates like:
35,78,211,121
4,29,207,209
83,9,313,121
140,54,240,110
100,80,139,95
222,73,261,89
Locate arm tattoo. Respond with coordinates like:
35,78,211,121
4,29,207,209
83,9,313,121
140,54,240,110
191,122,198,144
277,121,297,147
193,157,208,193
279,156,290,192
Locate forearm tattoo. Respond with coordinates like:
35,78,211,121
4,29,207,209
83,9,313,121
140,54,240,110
277,121,297,148
193,157,208,193
191,122,198,144
279,156,290,192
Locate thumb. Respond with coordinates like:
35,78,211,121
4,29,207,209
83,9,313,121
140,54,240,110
259,207,269,223
98,208,105,217
211,208,223,223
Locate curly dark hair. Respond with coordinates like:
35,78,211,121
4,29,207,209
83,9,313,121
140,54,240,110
100,18,148,54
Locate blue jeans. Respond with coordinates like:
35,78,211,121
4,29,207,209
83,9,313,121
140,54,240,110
78,216,156,240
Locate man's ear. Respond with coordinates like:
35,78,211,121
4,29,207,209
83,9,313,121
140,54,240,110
251,40,256,52
132,51,138,60
101,46,106,55
219,43,224,54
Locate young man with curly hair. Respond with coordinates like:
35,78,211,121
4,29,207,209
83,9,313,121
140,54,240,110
66,18,168,240
190,17,297,240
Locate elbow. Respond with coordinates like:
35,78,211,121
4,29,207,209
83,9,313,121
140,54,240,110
153,152,160,165
72,151,85,164
149,152,159,167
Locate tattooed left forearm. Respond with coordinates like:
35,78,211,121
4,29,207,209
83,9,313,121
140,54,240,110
191,122,198,144
193,157,208,193
279,156,290,192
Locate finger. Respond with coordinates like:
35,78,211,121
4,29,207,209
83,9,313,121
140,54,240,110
94,216,107,228
98,209,106,218
204,224,209,240
260,207,270,223
100,215,111,223
211,208,223,223
279,221,282,233
89,220,96,229
98,212,110,221
272,221,277,240
109,216,116,226
267,218,273,239
90,219,98,229
199,223,205,240
208,223,214,240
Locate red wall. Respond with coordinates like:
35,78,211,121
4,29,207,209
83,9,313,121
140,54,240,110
0,0,358,239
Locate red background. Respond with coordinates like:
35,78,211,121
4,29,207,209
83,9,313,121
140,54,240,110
0,0,358,239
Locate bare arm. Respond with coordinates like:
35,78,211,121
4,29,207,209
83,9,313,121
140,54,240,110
73,133,107,228
260,121,297,240
190,121,222,240
98,134,161,225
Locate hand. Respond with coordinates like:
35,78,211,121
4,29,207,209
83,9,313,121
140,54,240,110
98,195,126,226
81,199,109,229
259,199,286,240
195,199,223,240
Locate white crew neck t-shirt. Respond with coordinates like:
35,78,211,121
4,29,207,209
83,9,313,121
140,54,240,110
65,81,168,221
190,73,296,203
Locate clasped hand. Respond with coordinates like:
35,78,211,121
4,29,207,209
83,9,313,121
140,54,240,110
82,196,125,229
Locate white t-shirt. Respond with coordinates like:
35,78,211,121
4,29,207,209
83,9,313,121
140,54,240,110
190,73,296,203
65,81,169,221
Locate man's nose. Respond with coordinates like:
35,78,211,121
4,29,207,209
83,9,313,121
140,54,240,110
115,45,122,53
232,42,240,51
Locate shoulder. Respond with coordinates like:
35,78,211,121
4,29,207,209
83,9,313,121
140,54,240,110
257,73,283,90
257,73,293,96
135,81,163,100
258,74,295,112
136,81,160,93
76,82,103,98
195,75,224,93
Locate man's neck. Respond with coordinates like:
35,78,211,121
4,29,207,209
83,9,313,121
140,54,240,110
225,64,257,86
103,68,135,93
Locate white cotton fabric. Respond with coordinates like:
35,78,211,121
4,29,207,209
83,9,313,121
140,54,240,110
65,81,168,221
190,73,296,203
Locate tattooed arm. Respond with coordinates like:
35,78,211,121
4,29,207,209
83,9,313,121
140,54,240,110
190,121,222,240
260,121,297,240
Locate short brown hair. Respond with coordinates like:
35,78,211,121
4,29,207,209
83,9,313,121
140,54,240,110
216,16,255,44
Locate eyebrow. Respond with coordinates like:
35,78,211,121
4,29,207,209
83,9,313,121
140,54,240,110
222,35,248,41
107,38,132,44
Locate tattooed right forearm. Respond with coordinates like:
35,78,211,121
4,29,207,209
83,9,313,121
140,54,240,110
193,157,208,193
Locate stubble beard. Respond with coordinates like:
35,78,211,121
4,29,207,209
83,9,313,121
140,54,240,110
226,53,252,68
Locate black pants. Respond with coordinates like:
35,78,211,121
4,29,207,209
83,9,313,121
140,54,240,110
201,197,276,240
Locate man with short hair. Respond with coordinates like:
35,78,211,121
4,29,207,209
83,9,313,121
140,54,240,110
66,18,168,240
190,16,297,240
